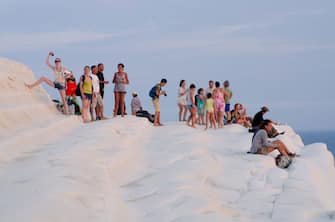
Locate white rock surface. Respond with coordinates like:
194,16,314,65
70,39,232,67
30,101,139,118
0,58,335,222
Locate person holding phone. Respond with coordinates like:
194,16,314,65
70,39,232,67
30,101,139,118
25,51,70,114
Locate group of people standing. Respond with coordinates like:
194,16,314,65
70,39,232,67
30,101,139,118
78,64,108,123
177,80,233,129
25,52,129,123
25,51,297,164
25,52,168,125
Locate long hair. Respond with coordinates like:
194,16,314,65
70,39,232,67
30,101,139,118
179,80,185,87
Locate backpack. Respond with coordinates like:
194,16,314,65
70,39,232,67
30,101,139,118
75,75,92,96
149,84,158,98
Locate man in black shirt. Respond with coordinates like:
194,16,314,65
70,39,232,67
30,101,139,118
252,106,269,129
97,63,109,98
251,106,284,138
97,63,109,118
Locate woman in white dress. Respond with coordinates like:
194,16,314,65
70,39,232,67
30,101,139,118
177,80,188,121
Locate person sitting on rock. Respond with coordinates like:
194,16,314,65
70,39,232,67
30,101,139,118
250,120,295,158
65,72,81,115
250,106,284,138
131,92,154,123
251,106,269,130
231,103,252,128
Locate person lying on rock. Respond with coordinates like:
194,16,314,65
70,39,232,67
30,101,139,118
250,119,296,158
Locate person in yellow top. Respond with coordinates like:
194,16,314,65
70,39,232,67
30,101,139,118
80,66,93,123
205,92,216,130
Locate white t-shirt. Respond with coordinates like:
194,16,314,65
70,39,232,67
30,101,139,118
205,87,214,96
90,74,100,93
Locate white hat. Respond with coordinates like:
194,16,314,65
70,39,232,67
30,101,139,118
132,92,138,96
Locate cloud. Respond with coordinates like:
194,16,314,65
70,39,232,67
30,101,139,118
279,9,327,17
1,7,333,55
129,26,335,55
0,29,141,52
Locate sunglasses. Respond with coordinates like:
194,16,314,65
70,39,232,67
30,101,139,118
55,60,61,63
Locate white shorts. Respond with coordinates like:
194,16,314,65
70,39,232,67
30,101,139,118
177,97,187,106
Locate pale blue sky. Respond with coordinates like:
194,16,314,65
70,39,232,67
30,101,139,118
1,0,334,130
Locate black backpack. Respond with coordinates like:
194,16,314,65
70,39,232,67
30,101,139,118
75,75,92,96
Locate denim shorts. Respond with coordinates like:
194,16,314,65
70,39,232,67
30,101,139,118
54,82,65,90
84,93,92,101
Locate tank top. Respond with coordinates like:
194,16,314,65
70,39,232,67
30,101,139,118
114,72,127,92
82,76,93,94
206,98,214,112
54,69,66,85
214,90,225,103
186,90,193,105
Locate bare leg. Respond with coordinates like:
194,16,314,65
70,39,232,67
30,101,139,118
274,141,291,157
90,99,94,121
98,104,103,119
211,114,216,129
114,92,120,117
101,104,105,119
82,97,90,123
192,108,197,128
59,90,69,115
186,108,192,126
226,111,231,124
205,112,209,129
91,109,94,120
183,105,188,121
178,104,183,121
81,97,86,121
158,112,163,125
25,76,54,89
95,104,99,119
154,111,160,126
120,93,125,117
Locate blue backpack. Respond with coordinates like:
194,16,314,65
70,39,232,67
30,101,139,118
149,85,158,98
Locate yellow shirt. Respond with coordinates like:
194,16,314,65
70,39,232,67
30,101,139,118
206,98,214,112
82,76,92,94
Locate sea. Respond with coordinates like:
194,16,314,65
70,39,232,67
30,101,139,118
299,130,335,156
